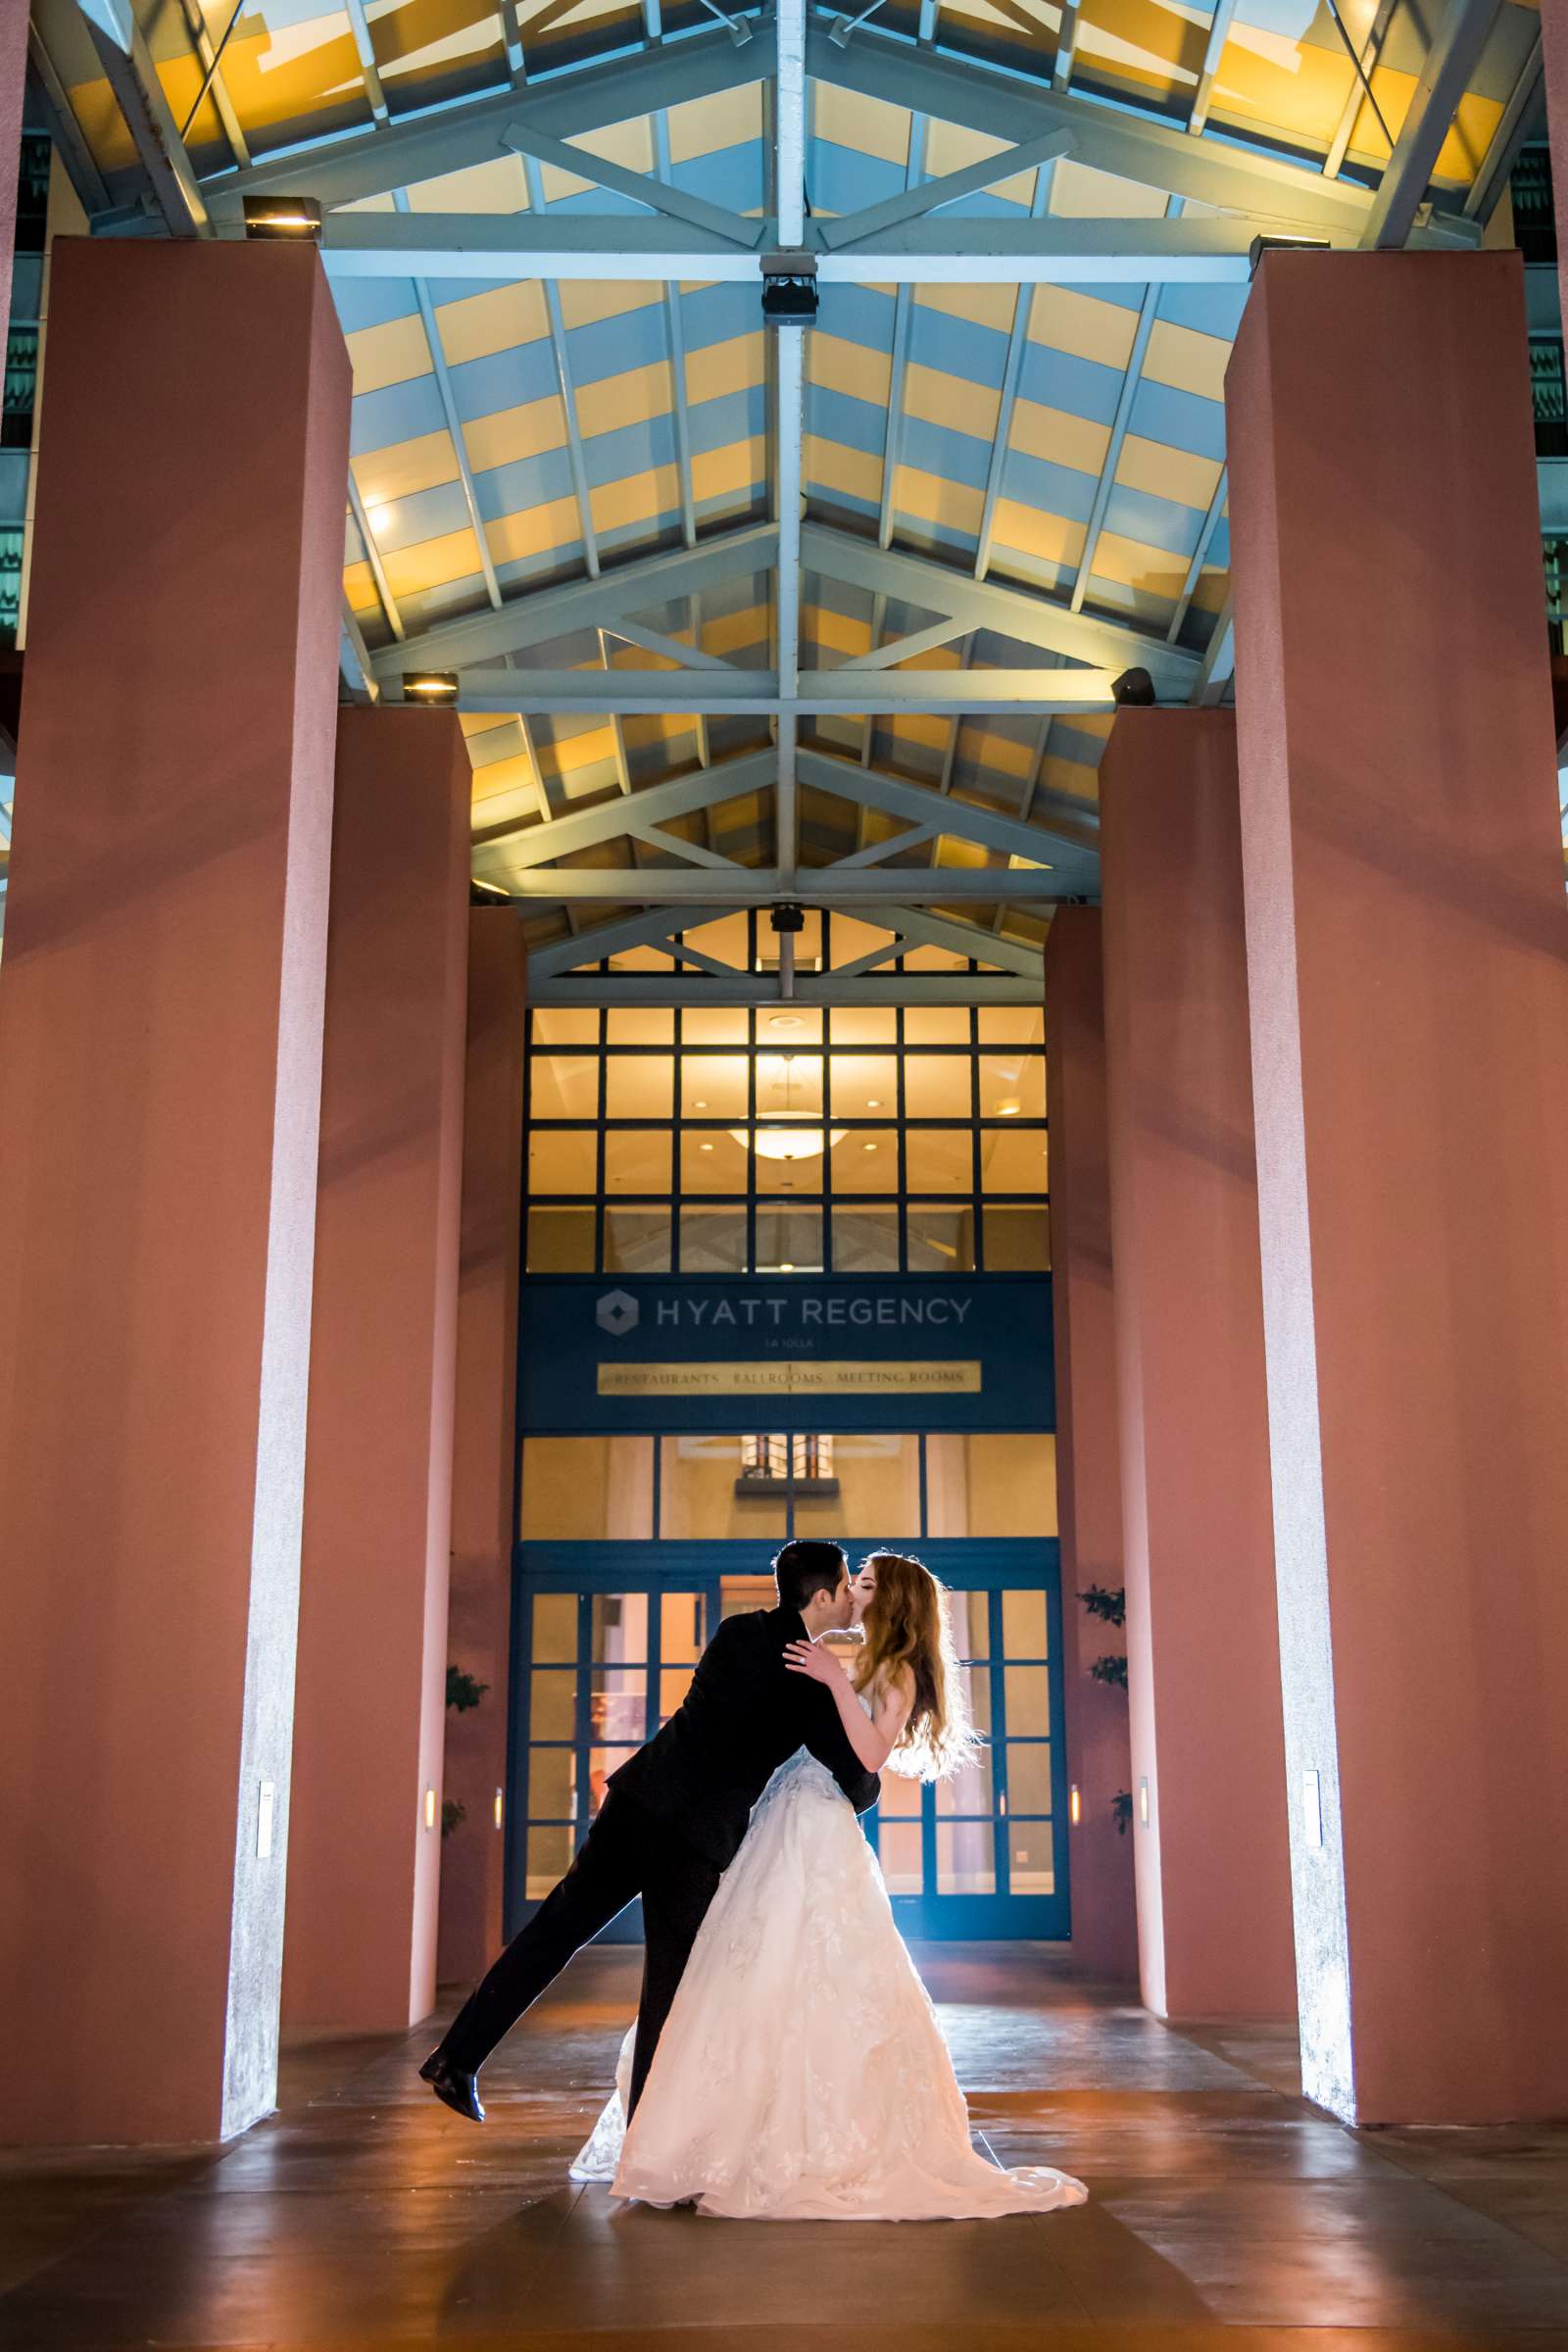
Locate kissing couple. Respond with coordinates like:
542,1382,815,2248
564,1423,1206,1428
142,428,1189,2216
421,1541,1087,2222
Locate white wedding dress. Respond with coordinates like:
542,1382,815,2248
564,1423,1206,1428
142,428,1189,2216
569,1714,1088,2222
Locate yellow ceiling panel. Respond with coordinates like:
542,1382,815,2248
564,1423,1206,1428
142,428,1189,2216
1026,284,1140,371
1050,157,1175,220
1144,316,1230,403
924,120,1042,210
352,429,462,507
1007,398,1111,478
463,393,569,472
689,332,767,407
667,81,765,165
693,435,766,505
406,156,527,211
893,465,985,537
576,360,674,441
559,279,664,330
990,499,1088,568
486,494,585,564
1089,526,1195,600
542,118,657,202
916,280,1019,334
812,83,909,170
1114,432,1223,514
346,314,432,397
343,563,382,615
589,465,682,536
381,524,486,598
905,360,1003,443
808,434,884,509
809,331,893,411
434,280,551,366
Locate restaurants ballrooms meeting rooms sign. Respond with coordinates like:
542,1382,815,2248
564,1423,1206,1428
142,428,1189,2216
518,1277,1055,1434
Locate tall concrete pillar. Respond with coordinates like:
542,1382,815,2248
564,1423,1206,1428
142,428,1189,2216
1226,249,1568,2124
1100,708,1296,2022
1043,908,1137,1982
0,240,350,2143
282,710,471,2033
438,908,527,1984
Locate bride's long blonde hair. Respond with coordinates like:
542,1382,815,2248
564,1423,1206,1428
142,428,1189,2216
851,1552,980,1782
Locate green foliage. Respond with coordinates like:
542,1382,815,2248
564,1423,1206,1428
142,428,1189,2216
1080,1584,1126,1628
441,1799,466,1840
1111,1789,1133,1837
1090,1653,1129,1692
447,1665,489,1713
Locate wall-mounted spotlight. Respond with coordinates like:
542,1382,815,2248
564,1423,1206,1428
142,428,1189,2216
761,250,818,327
1110,665,1156,708
470,878,513,906
1248,233,1331,279
242,196,322,243
402,671,460,705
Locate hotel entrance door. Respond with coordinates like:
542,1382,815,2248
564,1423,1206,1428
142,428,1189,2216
508,1543,1067,1942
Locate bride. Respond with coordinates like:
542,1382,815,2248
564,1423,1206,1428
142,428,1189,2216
570,1551,1087,2222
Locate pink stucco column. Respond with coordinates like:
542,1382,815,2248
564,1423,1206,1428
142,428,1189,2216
1100,708,1297,2023
438,909,527,1985
1043,908,1137,1983
0,0,26,333
282,710,471,2033
1540,3,1568,338
1226,250,1568,2125
0,240,349,2144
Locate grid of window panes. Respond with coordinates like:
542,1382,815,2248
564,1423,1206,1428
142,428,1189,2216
518,1576,1054,1907
515,1431,1061,1912
523,1001,1048,1277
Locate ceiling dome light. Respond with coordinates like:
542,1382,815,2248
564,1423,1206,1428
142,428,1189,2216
733,1126,846,1161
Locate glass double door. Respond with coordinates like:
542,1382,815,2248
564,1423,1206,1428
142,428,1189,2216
509,1541,1069,1942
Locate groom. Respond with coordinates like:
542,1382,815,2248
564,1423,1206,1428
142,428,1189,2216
421,1540,880,2124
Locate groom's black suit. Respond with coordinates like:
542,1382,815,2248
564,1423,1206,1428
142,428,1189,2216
439,1605,880,2115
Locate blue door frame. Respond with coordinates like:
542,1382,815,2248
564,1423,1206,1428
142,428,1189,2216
505,1540,1070,1945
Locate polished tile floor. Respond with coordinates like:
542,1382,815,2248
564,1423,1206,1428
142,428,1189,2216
4,1946,1568,2350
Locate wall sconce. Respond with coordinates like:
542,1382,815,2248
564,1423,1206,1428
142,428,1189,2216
494,1788,505,1832
402,671,459,705
242,196,322,243
1138,1777,1151,1827
424,1787,437,1831
1068,1784,1081,1827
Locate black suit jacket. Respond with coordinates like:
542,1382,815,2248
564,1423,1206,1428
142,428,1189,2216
608,1604,881,1870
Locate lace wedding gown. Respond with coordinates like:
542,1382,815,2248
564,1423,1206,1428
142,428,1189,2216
570,1724,1088,2222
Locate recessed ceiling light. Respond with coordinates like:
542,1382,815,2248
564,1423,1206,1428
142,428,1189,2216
768,1013,802,1033
699,1142,714,1152
863,1143,878,1152
694,1098,709,1109
866,1098,882,1108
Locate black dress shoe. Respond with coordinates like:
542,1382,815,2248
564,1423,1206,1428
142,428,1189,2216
419,2048,485,2124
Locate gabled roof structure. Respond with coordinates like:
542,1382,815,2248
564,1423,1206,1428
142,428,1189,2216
28,0,1543,997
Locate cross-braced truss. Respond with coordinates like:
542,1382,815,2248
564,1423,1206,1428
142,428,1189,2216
29,0,1543,999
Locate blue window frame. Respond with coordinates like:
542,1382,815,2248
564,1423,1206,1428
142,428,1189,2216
506,1541,1069,1943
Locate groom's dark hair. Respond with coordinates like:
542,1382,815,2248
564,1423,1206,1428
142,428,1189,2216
773,1539,849,1614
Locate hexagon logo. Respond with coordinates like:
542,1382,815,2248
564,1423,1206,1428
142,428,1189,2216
596,1288,639,1338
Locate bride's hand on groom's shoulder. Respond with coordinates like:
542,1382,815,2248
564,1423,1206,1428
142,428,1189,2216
784,1639,845,1688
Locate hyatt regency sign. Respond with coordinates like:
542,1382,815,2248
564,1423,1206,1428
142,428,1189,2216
520,1275,1054,1435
